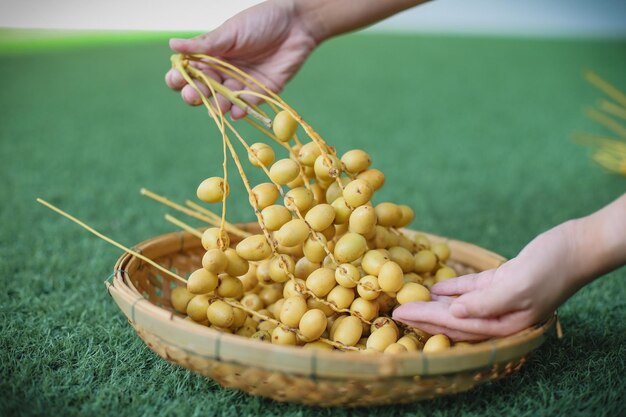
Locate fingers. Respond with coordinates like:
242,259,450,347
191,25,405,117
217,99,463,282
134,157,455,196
176,64,231,108
450,285,521,319
434,260,527,319
233,89,264,120
393,301,445,323
393,301,533,338
230,105,248,120
220,79,267,120
181,82,209,106
166,60,218,92
222,78,246,118
165,36,266,116
170,29,234,56
396,320,488,342
183,83,233,113
169,38,192,53
430,269,494,296
165,69,186,90
211,94,233,115
430,294,456,303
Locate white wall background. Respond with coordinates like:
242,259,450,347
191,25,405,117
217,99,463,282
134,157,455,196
1,0,625,37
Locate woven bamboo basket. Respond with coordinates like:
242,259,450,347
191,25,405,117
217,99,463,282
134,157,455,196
106,223,555,406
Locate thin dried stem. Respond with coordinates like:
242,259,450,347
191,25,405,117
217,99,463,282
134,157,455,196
172,55,271,127
598,99,626,120
38,199,358,349
183,64,232,250
572,132,624,147
174,60,230,248
585,70,626,108
190,57,282,115
37,198,187,284
585,107,626,138
184,201,252,237
164,214,203,239
593,149,626,174
185,54,336,167
140,189,249,238
184,200,222,223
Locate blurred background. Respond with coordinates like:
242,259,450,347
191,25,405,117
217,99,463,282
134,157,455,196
1,0,625,37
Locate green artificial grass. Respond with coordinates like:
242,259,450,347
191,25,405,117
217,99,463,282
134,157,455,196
1,32,625,417
0,29,200,54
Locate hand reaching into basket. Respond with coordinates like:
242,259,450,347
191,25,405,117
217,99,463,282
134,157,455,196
394,193,626,341
165,0,428,118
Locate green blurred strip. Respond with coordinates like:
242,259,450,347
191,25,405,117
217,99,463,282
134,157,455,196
0,28,200,54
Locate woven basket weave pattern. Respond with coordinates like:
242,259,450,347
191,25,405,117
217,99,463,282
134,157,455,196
107,226,554,406
134,322,527,405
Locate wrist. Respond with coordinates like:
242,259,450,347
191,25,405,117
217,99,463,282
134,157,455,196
289,0,333,45
575,194,626,282
559,218,591,289
514,220,584,304
290,0,429,45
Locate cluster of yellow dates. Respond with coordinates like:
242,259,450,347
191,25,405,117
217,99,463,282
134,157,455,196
170,111,460,353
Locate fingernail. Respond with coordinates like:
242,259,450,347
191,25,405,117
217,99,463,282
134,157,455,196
169,38,185,50
391,306,405,319
450,303,468,318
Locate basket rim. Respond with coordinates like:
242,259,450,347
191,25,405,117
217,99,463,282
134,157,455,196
107,225,555,379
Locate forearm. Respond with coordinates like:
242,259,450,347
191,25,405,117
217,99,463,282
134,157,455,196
513,194,626,308
289,0,429,43
572,193,626,285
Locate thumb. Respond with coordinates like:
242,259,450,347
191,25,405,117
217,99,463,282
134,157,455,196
170,29,234,55
450,289,517,319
